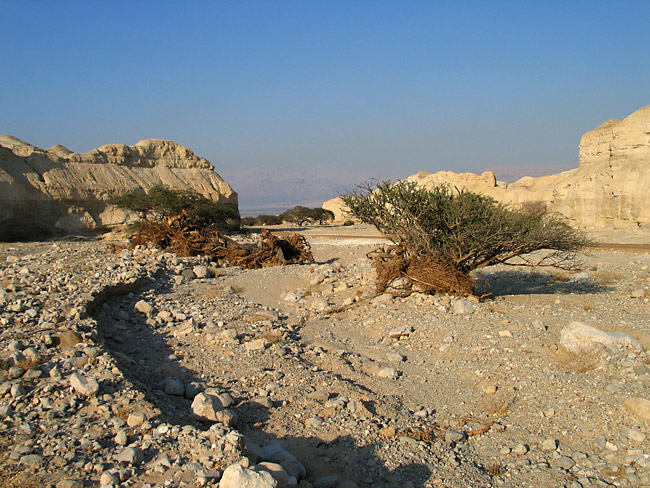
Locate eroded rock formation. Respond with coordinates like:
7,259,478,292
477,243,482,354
0,136,238,240
325,104,650,229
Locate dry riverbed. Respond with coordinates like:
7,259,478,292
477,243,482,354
0,225,649,488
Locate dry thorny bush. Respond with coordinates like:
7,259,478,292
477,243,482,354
343,180,590,297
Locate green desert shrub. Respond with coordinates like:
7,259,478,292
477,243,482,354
279,206,335,226
342,180,590,295
113,185,240,231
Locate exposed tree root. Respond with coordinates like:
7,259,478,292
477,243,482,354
129,221,313,269
367,245,475,296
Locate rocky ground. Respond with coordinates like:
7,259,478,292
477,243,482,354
1,224,649,488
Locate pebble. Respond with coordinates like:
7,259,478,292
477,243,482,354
378,367,398,379
305,416,325,428
541,438,558,451
114,447,144,465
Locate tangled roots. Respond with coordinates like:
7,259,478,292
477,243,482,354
129,221,313,269
368,246,474,296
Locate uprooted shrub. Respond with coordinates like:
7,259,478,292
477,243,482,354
112,186,313,268
342,180,591,296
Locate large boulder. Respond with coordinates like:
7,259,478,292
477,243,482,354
0,136,238,240
324,104,650,229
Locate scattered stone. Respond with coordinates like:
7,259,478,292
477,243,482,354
257,462,289,488
551,455,576,470
624,397,650,422
388,325,413,339
560,321,641,353
307,390,330,402
262,443,306,480
220,464,277,488
127,412,147,427
541,438,558,451
452,299,474,315
164,377,186,396
135,299,155,315
371,293,394,305
115,447,144,465
313,474,339,488
193,265,210,278
378,367,398,379
69,372,100,397
56,480,84,488
309,298,329,311
305,417,324,428
513,443,529,456
444,429,465,443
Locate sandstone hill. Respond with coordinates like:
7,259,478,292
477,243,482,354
324,104,650,229
0,136,238,240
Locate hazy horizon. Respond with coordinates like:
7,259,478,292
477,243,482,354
2,1,649,213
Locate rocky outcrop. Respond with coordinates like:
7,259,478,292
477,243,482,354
324,104,650,229
0,136,238,240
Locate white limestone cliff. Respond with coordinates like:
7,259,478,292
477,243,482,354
0,136,238,240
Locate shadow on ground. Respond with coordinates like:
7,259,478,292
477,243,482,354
473,269,610,296
90,272,453,487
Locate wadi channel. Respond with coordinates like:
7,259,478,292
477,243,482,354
1,223,649,488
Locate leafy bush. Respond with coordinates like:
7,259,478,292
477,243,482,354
113,185,240,231
241,216,257,226
343,220,355,226
342,180,590,295
256,214,284,226
280,206,335,226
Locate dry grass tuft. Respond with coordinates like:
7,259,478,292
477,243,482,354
483,388,516,417
485,462,506,476
591,270,624,286
552,345,603,373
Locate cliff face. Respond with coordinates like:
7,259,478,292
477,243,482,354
325,104,650,229
0,136,238,240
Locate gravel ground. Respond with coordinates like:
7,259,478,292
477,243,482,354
1,225,649,488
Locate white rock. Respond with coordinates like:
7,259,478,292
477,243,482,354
220,464,277,488
309,298,329,311
193,265,210,278
371,293,394,305
540,438,558,451
388,325,413,339
378,367,398,380
114,447,144,465
134,300,154,315
452,299,474,315
69,373,100,397
192,392,224,420
262,443,306,480
256,462,289,488
624,397,650,422
560,321,641,353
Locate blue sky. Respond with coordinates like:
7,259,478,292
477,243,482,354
2,1,649,210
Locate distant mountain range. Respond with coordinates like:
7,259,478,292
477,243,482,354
219,166,389,216
220,164,574,216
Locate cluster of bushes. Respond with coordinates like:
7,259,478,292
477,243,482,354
242,206,335,227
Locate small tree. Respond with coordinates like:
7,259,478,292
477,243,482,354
342,180,590,295
113,185,239,230
280,206,334,226
256,214,284,226
280,206,313,226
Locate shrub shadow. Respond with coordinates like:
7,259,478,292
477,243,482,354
473,269,610,296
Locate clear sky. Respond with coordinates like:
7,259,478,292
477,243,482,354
2,1,649,210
